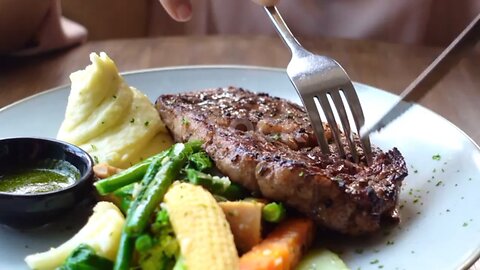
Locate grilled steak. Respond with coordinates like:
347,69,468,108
156,87,407,235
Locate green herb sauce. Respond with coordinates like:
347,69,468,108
0,160,79,195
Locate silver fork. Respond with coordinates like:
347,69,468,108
264,6,372,163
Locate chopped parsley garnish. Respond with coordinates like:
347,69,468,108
90,144,97,151
432,154,441,160
298,171,304,177
435,181,443,187
113,95,117,99
463,222,468,227
413,169,418,173
144,121,149,127
370,259,379,264
93,156,99,164
386,240,395,245
130,118,135,124
182,117,190,125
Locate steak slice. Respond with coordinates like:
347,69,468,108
156,87,408,235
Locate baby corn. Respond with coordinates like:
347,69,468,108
164,182,239,270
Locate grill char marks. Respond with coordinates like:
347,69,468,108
156,87,408,235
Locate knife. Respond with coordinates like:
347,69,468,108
361,13,480,138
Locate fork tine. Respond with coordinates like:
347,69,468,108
341,84,373,163
316,95,346,158
302,97,330,153
360,134,373,164
329,90,359,162
265,5,371,163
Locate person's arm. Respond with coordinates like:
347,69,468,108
158,0,279,22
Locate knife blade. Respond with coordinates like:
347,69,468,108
361,13,480,138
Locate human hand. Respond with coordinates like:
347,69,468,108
158,0,280,22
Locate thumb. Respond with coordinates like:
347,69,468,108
159,0,193,22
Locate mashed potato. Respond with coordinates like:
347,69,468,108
57,52,173,168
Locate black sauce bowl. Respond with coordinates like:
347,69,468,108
0,137,94,229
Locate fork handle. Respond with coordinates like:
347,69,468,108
264,6,305,57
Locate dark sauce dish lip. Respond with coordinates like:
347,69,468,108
0,137,95,229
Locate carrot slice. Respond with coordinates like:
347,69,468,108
239,218,315,270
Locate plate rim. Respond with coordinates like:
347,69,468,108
2,64,480,269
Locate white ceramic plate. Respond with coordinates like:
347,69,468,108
1,66,480,270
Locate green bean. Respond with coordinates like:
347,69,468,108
186,169,225,193
125,141,201,236
262,202,286,223
112,157,164,270
113,232,135,270
121,154,166,213
139,154,166,187
113,183,135,214
94,150,168,195
185,169,248,200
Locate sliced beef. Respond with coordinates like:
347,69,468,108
156,87,407,235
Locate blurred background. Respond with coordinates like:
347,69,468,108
1,0,479,54
61,0,477,45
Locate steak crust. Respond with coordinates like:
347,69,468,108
156,87,408,235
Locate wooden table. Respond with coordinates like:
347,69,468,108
1,35,480,268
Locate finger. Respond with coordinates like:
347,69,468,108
159,0,193,22
251,0,280,6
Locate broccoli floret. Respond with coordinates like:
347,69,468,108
187,151,213,172
137,209,180,270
